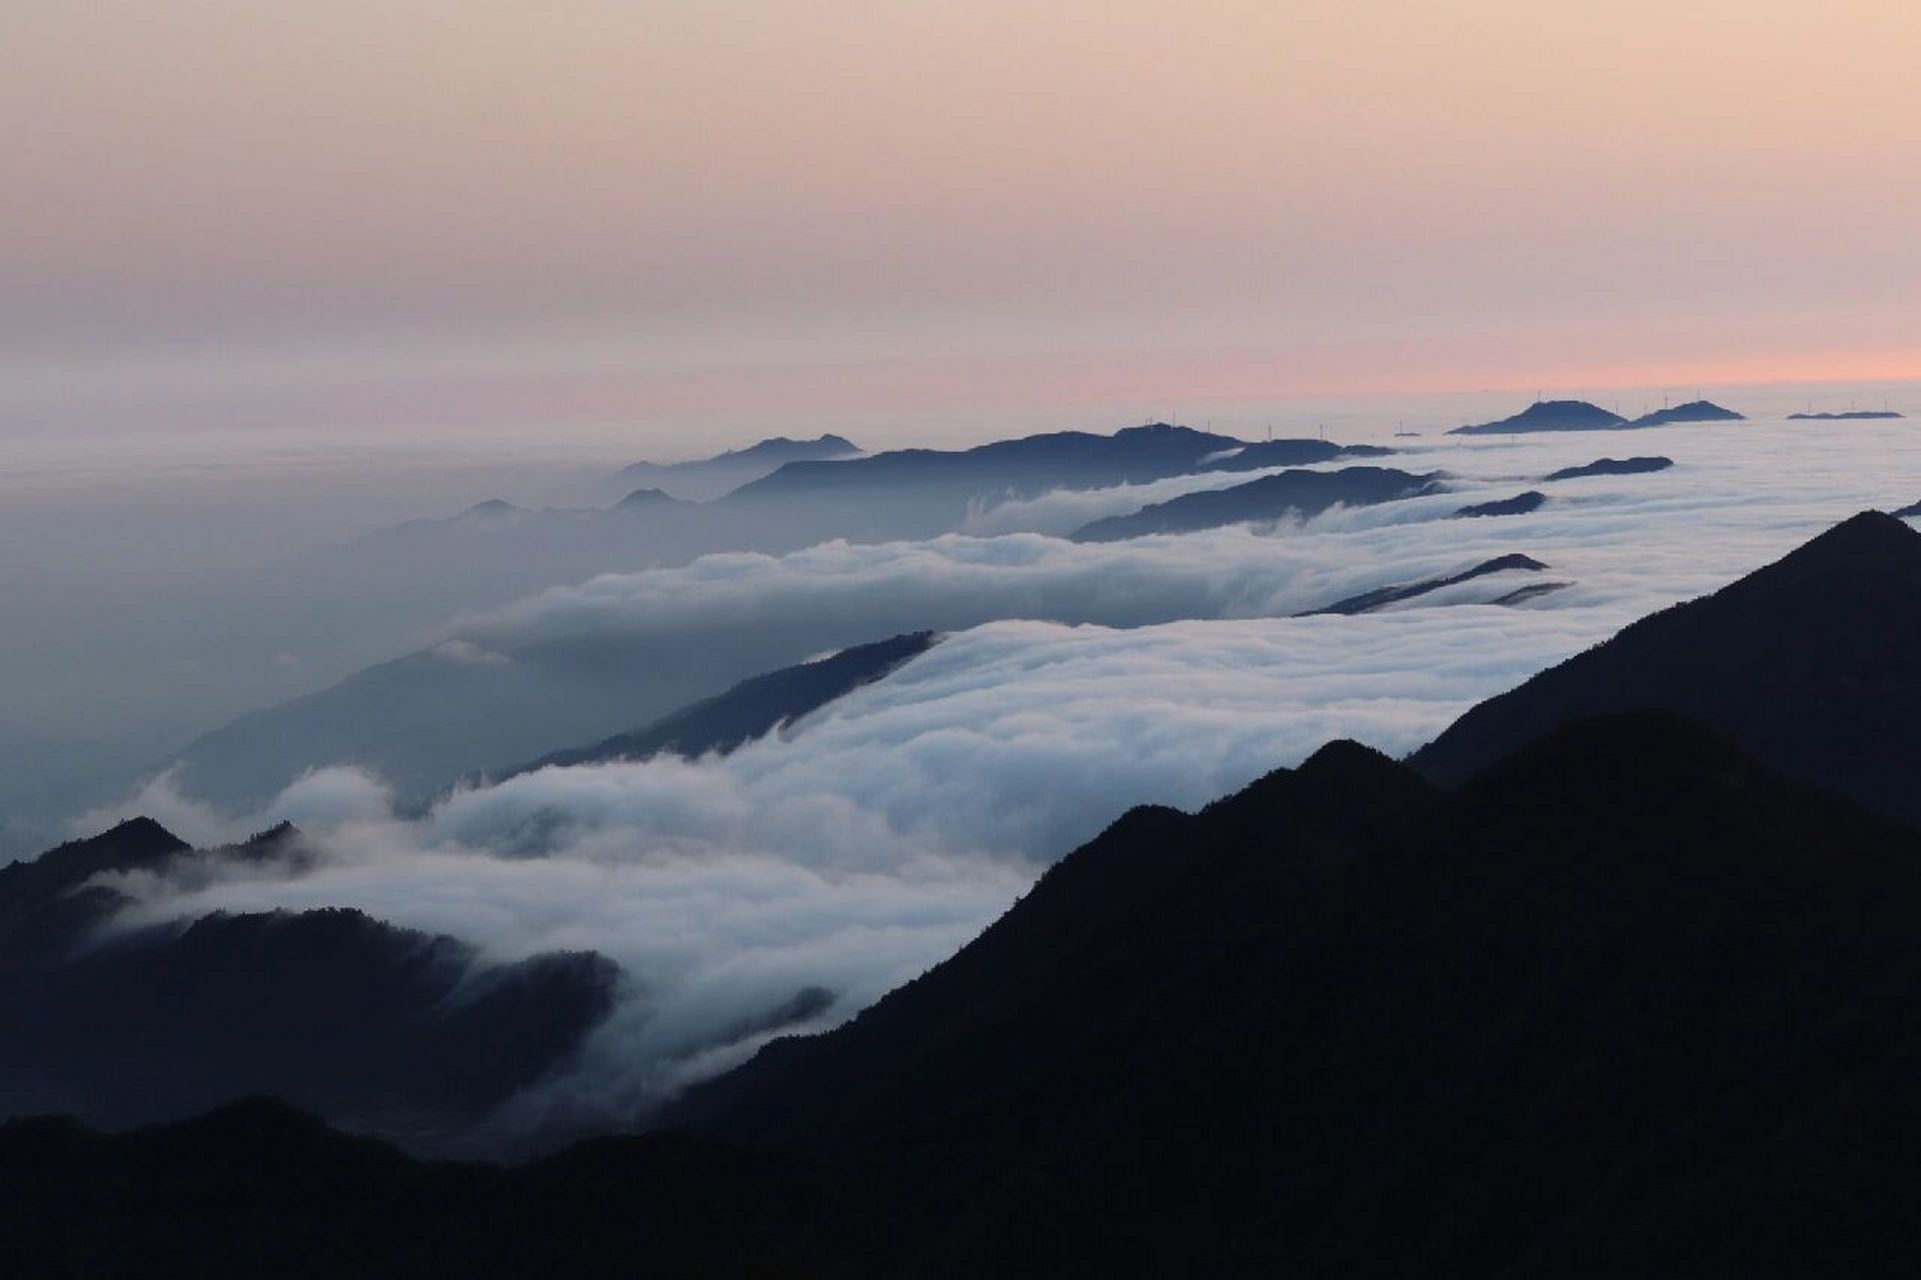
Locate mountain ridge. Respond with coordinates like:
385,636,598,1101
1411,509,1921,828
1069,465,1443,541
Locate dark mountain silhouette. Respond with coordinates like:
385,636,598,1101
1789,409,1903,420
1298,553,1550,616
1412,510,1921,828
715,423,1285,538
1069,466,1443,542
731,423,1244,503
1896,498,1921,518
1448,399,1628,435
0,818,616,1140
720,422,1405,540
1627,399,1744,427
663,713,1921,1274
1451,489,1545,517
19,713,1921,1274
1543,455,1673,481
508,631,938,777
0,815,188,970
612,433,861,500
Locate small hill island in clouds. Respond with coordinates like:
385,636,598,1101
1449,398,1628,434
1543,455,1674,481
1449,397,1745,435
1627,398,1746,427
1451,489,1546,518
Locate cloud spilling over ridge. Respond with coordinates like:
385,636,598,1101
161,506,1632,812
956,460,1334,536
81,420,1921,1148
98,606,1613,1146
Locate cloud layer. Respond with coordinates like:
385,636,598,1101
87,419,1921,1147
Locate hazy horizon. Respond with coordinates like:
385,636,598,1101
6,2,1918,448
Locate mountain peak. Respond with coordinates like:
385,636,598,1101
1450,399,1628,435
1719,508,1921,598
1410,510,1921,826
108,815,183,844
1295,738,1402,785
1627,399,1745,427
452,499,523,525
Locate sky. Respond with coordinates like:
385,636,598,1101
4,1,1919,449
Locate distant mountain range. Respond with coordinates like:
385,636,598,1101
1069,465,1442,541
1788,409,1903,420
1449,398,1744,435
610,434,861,500
10,512,1921,1272
734,423,1242,500
727,423,1394,540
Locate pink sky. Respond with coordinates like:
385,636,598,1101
3,2,1918,442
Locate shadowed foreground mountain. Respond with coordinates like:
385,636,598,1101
734,422,1241,500
508,631,939,777
11,513,1921,1275
12,713,1921,1275
0,819,615,1140
1070,465,1442,541
1412,509,1921,827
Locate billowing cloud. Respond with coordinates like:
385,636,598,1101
83,419,1921,1149
432,638,512,667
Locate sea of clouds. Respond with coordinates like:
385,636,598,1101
87,419,1921,1145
